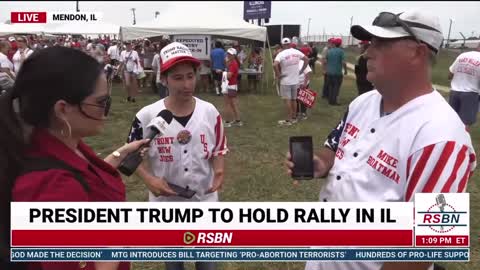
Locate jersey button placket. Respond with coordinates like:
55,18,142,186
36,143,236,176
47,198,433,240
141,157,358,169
182,145,191,175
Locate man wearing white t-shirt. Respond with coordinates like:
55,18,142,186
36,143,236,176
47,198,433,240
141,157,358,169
448,45,480,128
12,36,33,74
107,40,120,65
0,41,15,80
297,59,313,120
274,37,309,126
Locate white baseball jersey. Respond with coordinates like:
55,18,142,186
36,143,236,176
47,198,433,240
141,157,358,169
127,97,228,202
306,89,476,270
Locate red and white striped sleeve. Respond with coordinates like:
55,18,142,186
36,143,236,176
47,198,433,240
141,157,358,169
212,114,228,157
404,141,476,202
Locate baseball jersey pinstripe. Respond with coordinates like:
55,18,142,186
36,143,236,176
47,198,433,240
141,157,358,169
127,97,228,202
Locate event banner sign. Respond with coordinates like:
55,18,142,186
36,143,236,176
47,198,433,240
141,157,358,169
243,1,271,20
10,194,470,262
173,35,211,60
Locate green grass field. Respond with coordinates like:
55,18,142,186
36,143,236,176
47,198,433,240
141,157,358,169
84,51,478,269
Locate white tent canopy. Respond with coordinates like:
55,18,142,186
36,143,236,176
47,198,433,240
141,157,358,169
0,23,46,35
44,22,120,35
120,8,266,42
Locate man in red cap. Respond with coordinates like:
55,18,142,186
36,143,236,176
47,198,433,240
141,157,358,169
321,38,335,98
7,37,17,62
324,37,347,105
354,40,374,95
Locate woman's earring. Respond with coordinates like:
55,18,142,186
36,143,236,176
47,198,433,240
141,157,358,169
61,119,72,138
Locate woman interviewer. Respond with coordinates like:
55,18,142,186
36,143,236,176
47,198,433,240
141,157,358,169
0,47,148,270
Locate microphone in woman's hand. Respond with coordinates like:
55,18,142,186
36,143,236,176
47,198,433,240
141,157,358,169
118,110,173,176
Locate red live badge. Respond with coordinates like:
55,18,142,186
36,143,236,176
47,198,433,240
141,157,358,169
11,12,47,23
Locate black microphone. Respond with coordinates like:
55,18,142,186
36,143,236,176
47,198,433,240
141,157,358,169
118,109,173,176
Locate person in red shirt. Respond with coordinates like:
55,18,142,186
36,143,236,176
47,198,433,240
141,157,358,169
0,46,149,270
300,42,312,58
7,37,17,62
223,48,243,127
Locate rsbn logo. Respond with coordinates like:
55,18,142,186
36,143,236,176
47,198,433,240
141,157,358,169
417,194,467,233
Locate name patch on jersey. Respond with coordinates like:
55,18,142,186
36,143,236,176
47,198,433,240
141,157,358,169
155,136,175,162
367,150,400,183
344,122,360,138
336,122,360,160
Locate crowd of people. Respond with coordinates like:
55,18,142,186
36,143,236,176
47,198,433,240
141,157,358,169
0,8,478,270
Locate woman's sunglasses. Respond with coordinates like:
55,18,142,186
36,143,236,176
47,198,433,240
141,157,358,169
79,96,112,120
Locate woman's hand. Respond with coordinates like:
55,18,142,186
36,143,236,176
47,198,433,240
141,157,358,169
104,139,150,169
116,139,150,157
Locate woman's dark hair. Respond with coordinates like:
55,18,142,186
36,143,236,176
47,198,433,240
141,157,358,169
215,41,223,48
0,46,102,266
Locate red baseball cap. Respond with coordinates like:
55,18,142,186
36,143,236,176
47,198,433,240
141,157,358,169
333,38,343,45
160,42,201,73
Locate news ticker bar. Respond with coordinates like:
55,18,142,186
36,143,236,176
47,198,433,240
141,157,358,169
11,248,469,262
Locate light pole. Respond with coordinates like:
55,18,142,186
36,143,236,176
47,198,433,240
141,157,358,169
349,16,353,45
307,18,312,42
131,8,136,25
446,18,453,48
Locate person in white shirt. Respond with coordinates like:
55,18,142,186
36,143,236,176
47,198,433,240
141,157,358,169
119,42,140,103
0,41,15,80
296,59,313,120
107,40,120,65
12,36,33,74
286,10,476,270
448,44,480,129
151,44,169,99
273,37,309,126
86,39,93,52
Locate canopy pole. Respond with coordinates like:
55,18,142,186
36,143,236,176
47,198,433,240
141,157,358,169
265,32,276,95
263,39,267,94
